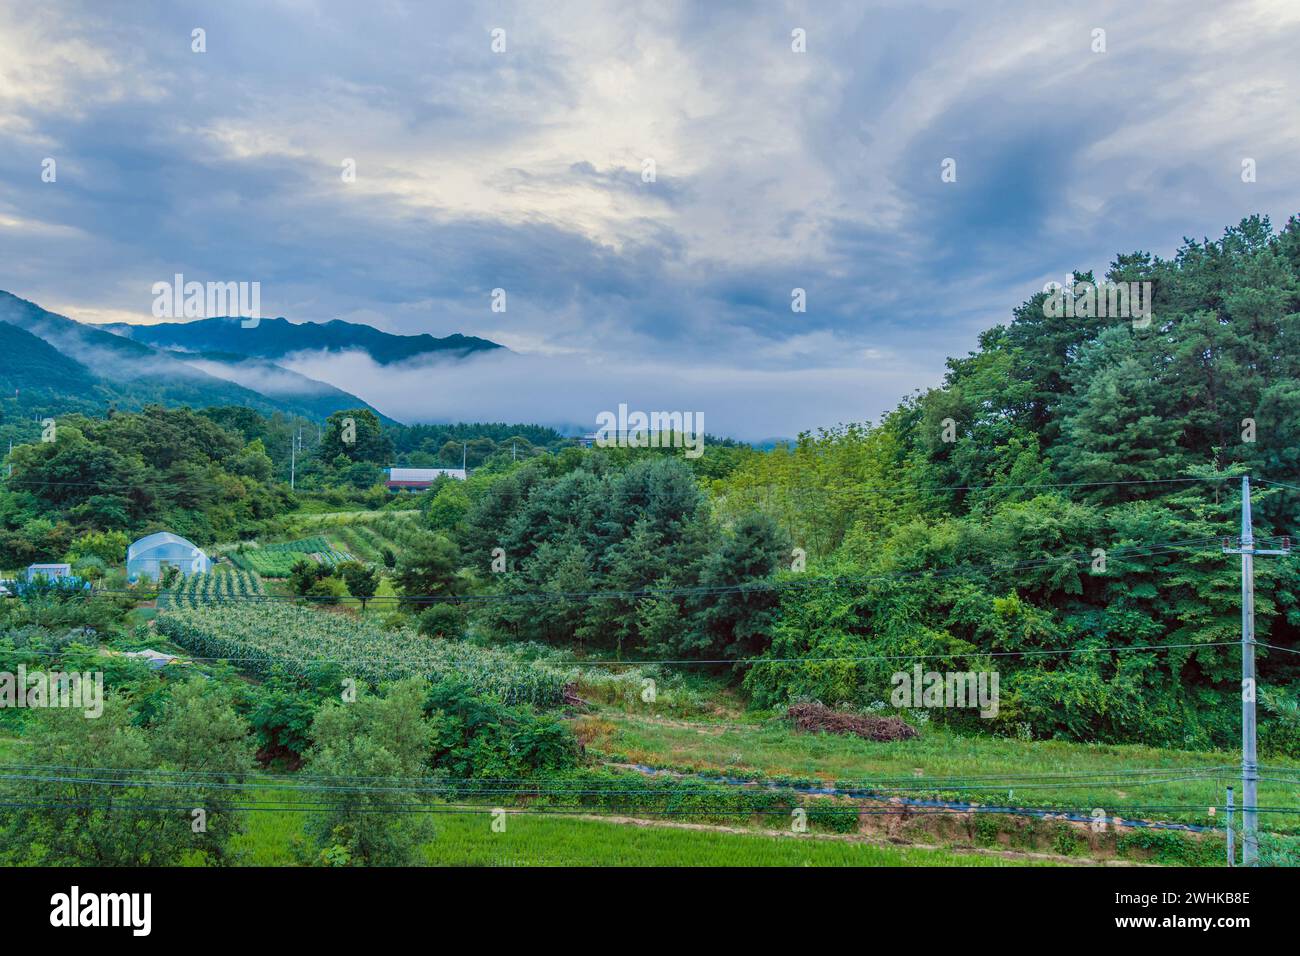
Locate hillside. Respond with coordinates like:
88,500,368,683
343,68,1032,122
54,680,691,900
0,291,391,425
0,321,109,414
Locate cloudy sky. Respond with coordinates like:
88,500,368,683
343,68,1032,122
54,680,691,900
2,1,1299,439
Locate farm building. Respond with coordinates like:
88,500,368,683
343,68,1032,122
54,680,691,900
386,467,466,490
127,531,211,582
24,563,72,582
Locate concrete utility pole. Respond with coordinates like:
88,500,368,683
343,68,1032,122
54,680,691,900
1226,787,1235,866
1223,476,1290,865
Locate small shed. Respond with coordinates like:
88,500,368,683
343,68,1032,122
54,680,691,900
24,563,72,582
127,532,210,583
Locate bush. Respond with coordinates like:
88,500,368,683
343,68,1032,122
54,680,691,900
423,679,579,779
418,603,466,639
807,802,860,833
306,576,347,605
1258,832,1300,866
1260,688,1300,759
1117,828,1219,866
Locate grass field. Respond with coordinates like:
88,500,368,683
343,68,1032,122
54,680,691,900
8,637,1296,865
230,792,1051,866
576,709,1300,835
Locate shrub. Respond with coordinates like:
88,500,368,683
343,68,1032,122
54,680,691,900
807,802,860,833
418,603,466,638
1260,688,1300,759
424,680,579,779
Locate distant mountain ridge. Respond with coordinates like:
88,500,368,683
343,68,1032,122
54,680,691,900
101,315,503,365
0,291,399,423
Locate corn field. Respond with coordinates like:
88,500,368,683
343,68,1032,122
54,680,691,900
159,568,265,609
155,603,571,705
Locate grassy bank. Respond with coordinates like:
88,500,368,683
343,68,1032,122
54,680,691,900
575,710,1300,834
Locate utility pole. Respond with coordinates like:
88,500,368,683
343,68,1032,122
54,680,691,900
1226,787,1235,866
1223,476,1290,866
290,429,300,490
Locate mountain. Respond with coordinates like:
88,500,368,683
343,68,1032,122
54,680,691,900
0,321,111,413
0,291,393,424
101,315,503,365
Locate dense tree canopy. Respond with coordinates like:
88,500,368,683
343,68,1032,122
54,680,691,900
720,215,1300,746
0,405,291,562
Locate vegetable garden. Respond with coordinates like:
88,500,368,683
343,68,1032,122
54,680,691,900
228,536,357,577
156,603,571,704
160,568,265,609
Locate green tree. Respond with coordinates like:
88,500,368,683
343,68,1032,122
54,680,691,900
425,480,471,532
301,680,435,866
65,529,130,565
150,679,257,864
0,688,252,866
394,533,469,605
320,408,392,465
689,512,790,659
339,561,380,610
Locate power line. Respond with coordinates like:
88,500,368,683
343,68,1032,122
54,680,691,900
0,762,1237,784
1253,642,1300,656
0,768,1234,796
1255,477,1300,494
0,471,1237,496
0,639,1249,668
55,534,1236,607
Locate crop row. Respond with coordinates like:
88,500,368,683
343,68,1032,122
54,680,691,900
263,536,333,553
229,548,356,577
155,603,571,705
229,551,302,577
161,569,265,609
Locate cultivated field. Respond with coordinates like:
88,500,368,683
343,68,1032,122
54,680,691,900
155,603,570,704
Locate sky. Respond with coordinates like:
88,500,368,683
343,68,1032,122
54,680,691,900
2,0,1299,439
